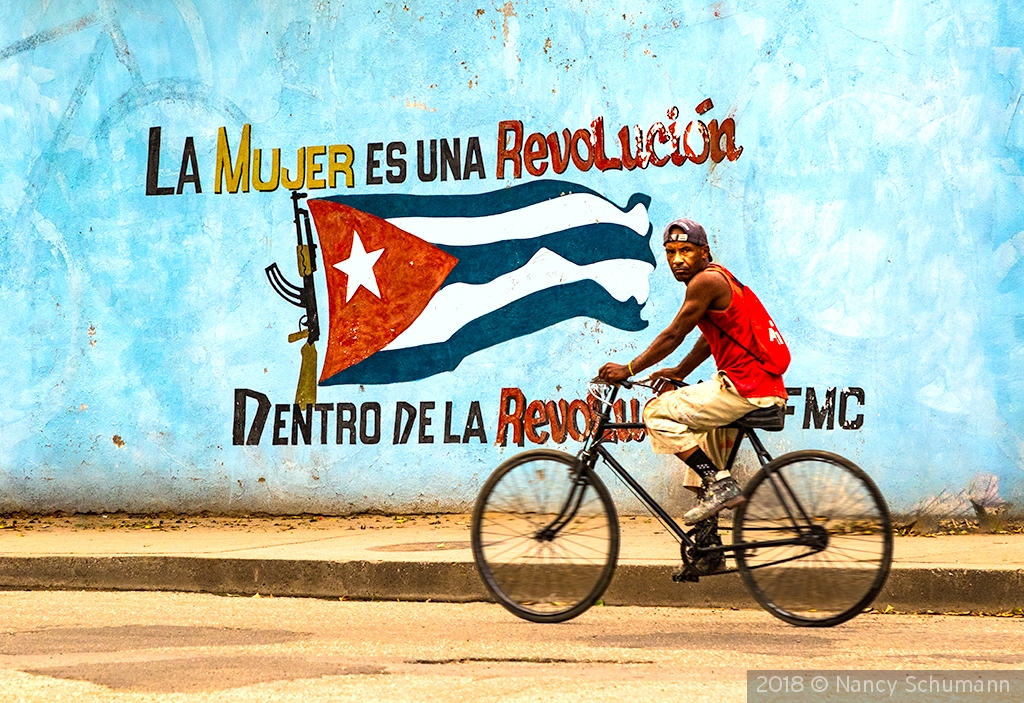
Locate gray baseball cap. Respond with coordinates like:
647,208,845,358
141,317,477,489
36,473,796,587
662,218,708,246
662,218,712,261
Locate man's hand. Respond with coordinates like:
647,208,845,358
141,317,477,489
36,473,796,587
648,366,685,395
598,362,631,383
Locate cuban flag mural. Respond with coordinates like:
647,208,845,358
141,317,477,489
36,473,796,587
303,181,656,385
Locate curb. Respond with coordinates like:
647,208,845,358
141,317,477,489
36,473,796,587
882,569,1024,613
1,557,1022,613
0,557,486,602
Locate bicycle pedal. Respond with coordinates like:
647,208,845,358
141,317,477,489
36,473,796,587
672,569,700,583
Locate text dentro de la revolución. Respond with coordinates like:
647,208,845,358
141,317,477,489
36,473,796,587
232,386,866,447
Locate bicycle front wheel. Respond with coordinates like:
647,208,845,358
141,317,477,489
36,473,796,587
471,449,620,623
733,450,893,627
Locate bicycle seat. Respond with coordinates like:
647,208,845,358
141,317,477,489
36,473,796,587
729,405,785,432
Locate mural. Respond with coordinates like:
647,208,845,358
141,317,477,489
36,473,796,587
1,0,1023,517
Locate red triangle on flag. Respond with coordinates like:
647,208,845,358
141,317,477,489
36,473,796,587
307,199,458,382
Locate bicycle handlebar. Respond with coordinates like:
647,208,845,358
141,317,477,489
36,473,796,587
590,376,689,393
589,377,633,389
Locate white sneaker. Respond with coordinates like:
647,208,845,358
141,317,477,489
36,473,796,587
683,477,745,525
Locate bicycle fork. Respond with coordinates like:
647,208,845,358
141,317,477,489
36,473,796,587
534,457,597,542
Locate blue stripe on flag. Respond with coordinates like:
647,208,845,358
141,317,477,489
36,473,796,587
317,179,650,220
320,280,648,386
437,223,656,286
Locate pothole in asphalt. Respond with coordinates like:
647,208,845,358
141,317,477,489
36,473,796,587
369,541,472,552
0,625,307,655
25,655,386,693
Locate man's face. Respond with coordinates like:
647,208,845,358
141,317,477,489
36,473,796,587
665,240,710,282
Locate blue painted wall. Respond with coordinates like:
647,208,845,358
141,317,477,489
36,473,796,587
2,0,1022,516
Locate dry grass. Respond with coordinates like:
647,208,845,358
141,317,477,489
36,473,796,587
0,512,467,533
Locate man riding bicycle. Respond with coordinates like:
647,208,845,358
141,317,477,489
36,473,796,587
473,227,890,624
598,218,789,528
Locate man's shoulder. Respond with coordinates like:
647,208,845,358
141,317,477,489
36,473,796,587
689,266,732,292
683,266,733,314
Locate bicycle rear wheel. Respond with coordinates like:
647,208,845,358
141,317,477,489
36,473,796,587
471,449,619,623
733,450,893,627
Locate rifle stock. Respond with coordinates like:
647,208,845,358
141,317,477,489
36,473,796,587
296,341,318,407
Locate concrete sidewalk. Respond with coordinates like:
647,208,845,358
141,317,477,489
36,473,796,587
1,514,1022,614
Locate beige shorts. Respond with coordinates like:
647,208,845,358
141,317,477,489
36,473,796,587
643,371,785,487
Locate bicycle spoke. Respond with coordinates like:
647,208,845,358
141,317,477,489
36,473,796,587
542,537,607,563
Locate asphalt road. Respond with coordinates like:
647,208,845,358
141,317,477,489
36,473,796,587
0,591,1020,702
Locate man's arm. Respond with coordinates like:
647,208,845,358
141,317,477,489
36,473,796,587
598,271,724,382
653,335,711,379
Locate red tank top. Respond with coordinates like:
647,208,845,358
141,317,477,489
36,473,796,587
696,264,788,399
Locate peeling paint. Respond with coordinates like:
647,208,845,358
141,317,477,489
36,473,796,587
498,1,517,43
405,99,436,112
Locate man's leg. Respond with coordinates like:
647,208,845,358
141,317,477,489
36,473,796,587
643,378,755,524
672,449,727,576
675,445,729,483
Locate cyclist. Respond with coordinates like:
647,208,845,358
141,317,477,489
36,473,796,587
598,218,788,528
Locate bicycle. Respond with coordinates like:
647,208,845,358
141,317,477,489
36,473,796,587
470,378,893,627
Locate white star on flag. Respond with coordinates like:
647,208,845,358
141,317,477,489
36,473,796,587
334,230,384,302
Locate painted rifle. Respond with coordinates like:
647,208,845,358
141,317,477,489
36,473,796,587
265,191,321,407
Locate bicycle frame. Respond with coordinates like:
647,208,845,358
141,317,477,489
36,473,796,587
549,383,826,563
